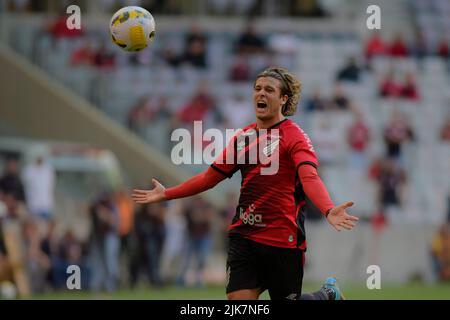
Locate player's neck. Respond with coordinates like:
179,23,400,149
256,115,286,129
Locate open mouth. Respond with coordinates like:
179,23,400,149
257,102,267,108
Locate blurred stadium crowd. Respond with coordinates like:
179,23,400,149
0,153,236,295
3,0,336,17
2,0,450,296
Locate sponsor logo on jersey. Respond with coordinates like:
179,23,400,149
239,204,266,227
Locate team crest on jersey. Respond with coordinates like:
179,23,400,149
242,130,255,136
236,139,246,151
262,134,281,157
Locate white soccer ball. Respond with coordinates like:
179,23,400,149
109,6,156,52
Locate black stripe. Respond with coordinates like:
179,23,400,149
211,164,233,178
268,118,288,129
296,161,318,171
229,165,241,177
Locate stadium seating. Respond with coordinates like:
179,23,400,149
2,2,449,224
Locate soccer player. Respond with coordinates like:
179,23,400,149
132,67,359,300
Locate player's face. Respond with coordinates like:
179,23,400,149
253,77,288,121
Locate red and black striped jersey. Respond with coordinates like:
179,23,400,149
211,119,318,249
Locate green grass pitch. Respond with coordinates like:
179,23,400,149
29,282,450,300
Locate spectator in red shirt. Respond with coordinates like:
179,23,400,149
93,43,116,70
437,38,450,60
401,72,420,100
379,71,402,98
70,40,94,66
127,96,155,135
47,13,84,39
365,32,387,61
440,116,450,142
389,33,409,57
229,54,251,82
177,84,218,126
347,111,370,170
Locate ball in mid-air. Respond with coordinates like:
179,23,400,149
110,6,156,52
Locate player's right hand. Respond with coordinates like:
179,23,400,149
131,178,166,204
326,201,358,232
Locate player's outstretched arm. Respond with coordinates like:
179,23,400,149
131,166,226,204
298,164,359,231
132,178,167,204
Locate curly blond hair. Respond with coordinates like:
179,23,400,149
255,67,302,116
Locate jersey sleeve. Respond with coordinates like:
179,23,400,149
211,131,240,178
289,126,319,169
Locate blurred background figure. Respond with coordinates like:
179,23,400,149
336,56,361,83
218,91,252,129
383,111,415,163
329,83,350,111
220,192,238,252
369,158,407,224
180,25,208,69
127,96,155,136
177,197,213,288
379,70,402,98
389,33,409,58
364,31,387,62
22,156,55,222
401,72,420,101
305,87,327,113
347,111,370,172
312,117,340,167
23,219,51,294
229,53,251,82
0,158,26,204
431,223,450,281
439,116,450,142
88,191,120,293
235,24,266,56
130,201,166,288
159,201,186,284
93,42,116,70
70,39,95,67
114,188,134,288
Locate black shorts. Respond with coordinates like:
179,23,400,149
226,234,304,300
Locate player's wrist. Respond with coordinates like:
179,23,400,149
163,188,171,200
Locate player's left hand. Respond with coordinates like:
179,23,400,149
326,201,358,231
